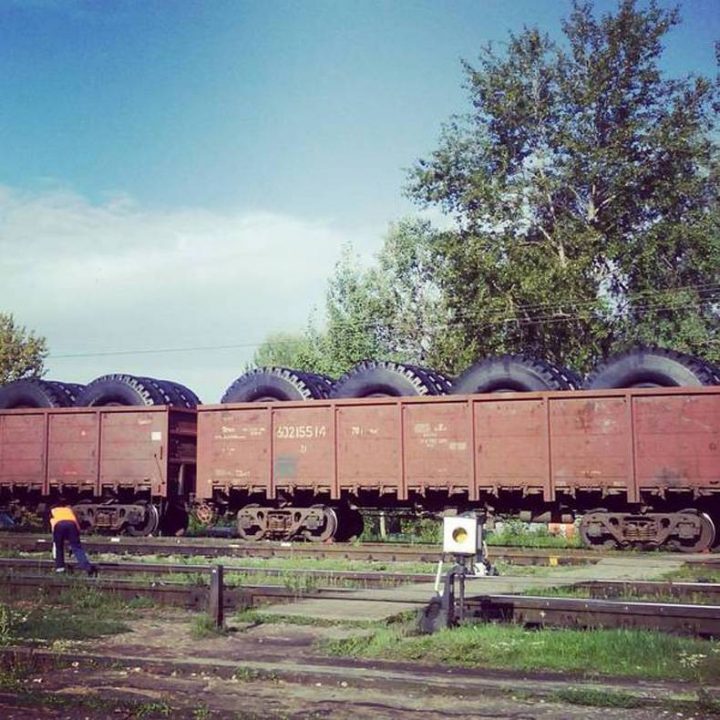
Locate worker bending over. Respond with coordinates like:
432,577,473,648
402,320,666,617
50,500,97,576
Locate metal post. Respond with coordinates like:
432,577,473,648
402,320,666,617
458,561,466,623
209,564,224,628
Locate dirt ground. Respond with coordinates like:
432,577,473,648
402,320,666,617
1,609,715,720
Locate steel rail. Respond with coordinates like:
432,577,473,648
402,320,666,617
1,571,717,636
0,557,434,586
0,533,599,565
576,579,720,603
0,573,347,610
467,594,720,637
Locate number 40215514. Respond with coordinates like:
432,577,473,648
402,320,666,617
276,424,327,439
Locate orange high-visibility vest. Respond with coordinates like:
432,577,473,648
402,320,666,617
50,506,79,530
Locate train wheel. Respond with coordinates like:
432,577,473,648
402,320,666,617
193,502,217,526
126,503,160,537
669,511,716,553
578,509,611,549
73,500,96,532
237,504,267,541
303,505,338,542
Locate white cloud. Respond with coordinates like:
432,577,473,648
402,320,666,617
0,186,381,402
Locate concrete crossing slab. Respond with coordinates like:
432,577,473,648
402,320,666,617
259,553,690,622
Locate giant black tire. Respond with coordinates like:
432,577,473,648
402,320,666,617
51,382,86,405
74,374,166,406
330,361,443,398
584,347,718,389
0,378,71,408
165,380,201,407
405,365,452,395
139,377,177,406
221,367,323,403
141,378,201,408
450,355,573,394
551,364,583,390
300,372,334,399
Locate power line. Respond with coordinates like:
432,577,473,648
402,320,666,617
49,291,719,360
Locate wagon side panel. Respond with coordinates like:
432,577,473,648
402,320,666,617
99,408,169,496
549,395,634,500
272,405,335,497
337,402,402,498
474,398,550,499
0,412,47,494
404,400,472,498
196,406,271,500
47,411,99,495
634,392,720,495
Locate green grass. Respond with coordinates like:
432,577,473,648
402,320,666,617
322,621,720,682
520,583,719,605
190,613,228,639
360,516,584,549
94,551,439,575
233,606,383,628
486,520,583,549
0,584,147,645
662,565,720,584
551,687,646,708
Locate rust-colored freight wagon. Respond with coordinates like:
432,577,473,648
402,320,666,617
0,406,196,535
196,386,720,550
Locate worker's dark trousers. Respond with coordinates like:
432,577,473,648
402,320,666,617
53,520,92,571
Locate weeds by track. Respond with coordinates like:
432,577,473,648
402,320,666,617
0,531,614,565
2,568,718,637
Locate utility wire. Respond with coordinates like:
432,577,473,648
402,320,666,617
49,291,720,360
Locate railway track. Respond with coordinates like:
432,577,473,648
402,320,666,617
0,557,433,587
3,557,719,601
1,569,717,637
0,532,613,565
466,594,720,637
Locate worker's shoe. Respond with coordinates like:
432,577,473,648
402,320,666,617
55,567,66,574
87,565,98,577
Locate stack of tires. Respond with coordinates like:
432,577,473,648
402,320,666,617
0,379,86,409
0,374,200,409
0,346,717,410
72,374,200,408
218,347,718,405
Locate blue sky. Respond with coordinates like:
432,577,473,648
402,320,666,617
1,0,718,402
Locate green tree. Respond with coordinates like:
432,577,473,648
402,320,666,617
0,313,47,384
319,222,449,374
407,0,720,371
252,330,322,370
253,221,449,378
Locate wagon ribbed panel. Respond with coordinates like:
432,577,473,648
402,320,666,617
337,404,400,496
403,402,472,495
196,408,271,499
99,410,168,495
0,413,46,490
272,406,334,495
550,396,632,495
47,412,98,491
634,394,720,491
474,398,548,496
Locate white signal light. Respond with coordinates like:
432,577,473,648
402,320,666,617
443,516,480,556
452,527,468,544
